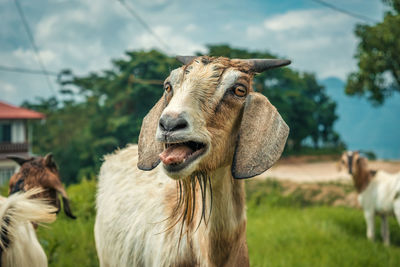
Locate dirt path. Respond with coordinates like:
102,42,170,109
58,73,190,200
255,159,400,183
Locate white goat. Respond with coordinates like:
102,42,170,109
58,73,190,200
0,188,56,267
95,56,290,266
340,151,400,246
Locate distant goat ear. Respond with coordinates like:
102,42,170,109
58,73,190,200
138,98,165,170
6,156,29,166
44,153,54,165
44,153,58,171
232,93,289,179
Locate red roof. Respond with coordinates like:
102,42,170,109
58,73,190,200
0,101,45,119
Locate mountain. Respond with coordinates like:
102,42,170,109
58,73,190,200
322,77,400,159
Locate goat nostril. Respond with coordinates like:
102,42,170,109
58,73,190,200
159,120,166,131
173,121,188,131
159,115,188,132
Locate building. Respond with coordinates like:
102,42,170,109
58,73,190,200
0,101,45,184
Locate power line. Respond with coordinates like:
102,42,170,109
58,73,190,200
0,65,59,76
310,0,380,23
0,65,165,85
13,0,56,95
116,0,172,53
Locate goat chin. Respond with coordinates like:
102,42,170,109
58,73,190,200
95,145,248,267
0,188,56,267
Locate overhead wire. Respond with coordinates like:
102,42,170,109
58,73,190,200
13,0,56,95
115,0,172,53
0,65,59,76
309,0,380,23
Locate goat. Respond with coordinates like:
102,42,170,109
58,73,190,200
340,151,400,246
0,188,56,267
95,55,290,266
7,154,76,220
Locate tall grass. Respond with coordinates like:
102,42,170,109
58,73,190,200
36,178,98,267
246,180,400,267
3,178,400,266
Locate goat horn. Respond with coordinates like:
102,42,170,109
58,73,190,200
245,59,291,73
6,156,29,166
176,56,197,65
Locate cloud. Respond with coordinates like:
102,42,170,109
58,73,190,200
184,23,198,33
127,25,206,55
245,9,359,79
0,0,385,105
13,48,57,67
0,81,16,93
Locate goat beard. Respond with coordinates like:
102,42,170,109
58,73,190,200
164,171,212,244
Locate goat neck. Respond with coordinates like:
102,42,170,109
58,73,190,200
195,166,247,266
352,157,372,193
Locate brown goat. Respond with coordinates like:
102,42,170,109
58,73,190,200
7,154,76,220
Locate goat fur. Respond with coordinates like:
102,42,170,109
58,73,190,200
341,151,400,246
95,56,290,266
7,154,76,219
0,188,56,267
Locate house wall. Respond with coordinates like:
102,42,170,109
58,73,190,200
0,120,27,185
11,120,26,143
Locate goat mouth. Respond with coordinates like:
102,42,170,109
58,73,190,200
159,141,207,172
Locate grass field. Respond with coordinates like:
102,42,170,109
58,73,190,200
246,180,400,267
10,178,400,266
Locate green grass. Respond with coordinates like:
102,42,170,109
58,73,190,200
4,178,400,266
36,178,98,267
246,180,400,267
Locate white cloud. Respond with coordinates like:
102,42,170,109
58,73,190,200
184,23,198,33
1,0,384,105
128,25,206,55
245,9,359,79
263,9,339,31
1,81,16,93
0,80,20,105
13,48,57,66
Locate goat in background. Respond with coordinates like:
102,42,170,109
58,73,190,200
95,56,290,266
340,151,400,246
0,188,56,267
7,153,76,220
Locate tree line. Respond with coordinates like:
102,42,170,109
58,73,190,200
24,45,341,184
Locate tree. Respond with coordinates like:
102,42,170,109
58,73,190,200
25,45,340,184
207,45,339,150
346,0,400,104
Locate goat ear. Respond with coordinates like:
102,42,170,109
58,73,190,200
44,153,58,171
44,153,54,166
6,156,28,166
232,92,289,179
53,184,76,219
138,98,165,171
62,196,76,219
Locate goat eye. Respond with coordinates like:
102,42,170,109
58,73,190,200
164,83,172,93
233,85,247,97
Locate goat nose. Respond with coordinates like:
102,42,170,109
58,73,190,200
159,114,189,132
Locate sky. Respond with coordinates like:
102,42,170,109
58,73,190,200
0,0,386,106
